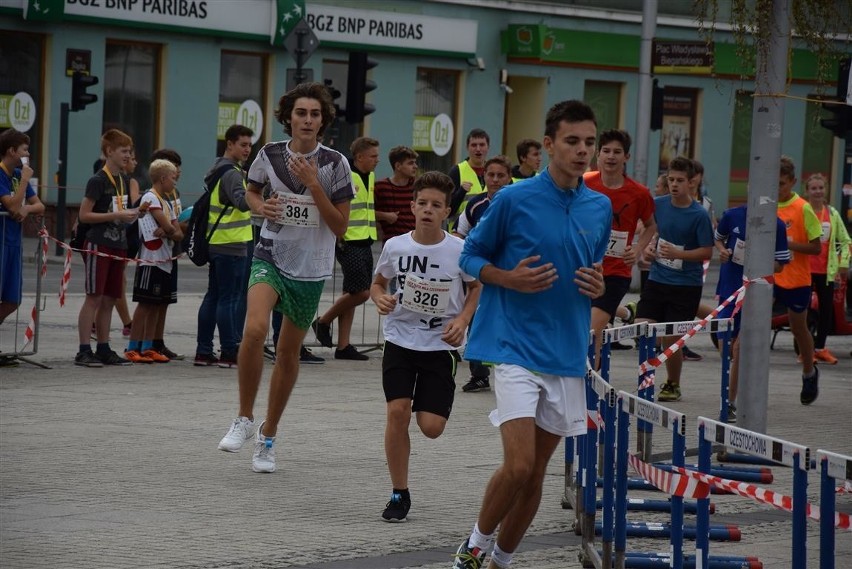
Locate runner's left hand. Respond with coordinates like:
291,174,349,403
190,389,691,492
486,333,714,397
574,263,605,299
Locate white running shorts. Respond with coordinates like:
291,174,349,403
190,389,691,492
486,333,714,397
489,364,587,438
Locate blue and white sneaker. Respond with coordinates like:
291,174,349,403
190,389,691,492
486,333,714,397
251,421,276,473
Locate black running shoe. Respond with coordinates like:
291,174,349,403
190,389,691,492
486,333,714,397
726,403,737,424
381,492,411,522
800,367,819,405
300,346,325,364
311,318,333,348
334,344,368,361
681,346,703,361
75,351,104,368
159,346,185,360
97,350,133,366
263,345,276,361
193,352,219,367
462,377,491,392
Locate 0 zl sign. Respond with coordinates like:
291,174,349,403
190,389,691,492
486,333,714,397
430,114,454,157
0,92,37,133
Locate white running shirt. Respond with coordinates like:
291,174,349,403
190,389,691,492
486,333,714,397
375,231,475,351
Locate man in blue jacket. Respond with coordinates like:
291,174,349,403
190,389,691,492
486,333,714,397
452,100,610,569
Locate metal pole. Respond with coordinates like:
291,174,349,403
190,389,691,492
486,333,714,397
55,102,69,256
294,27,308,85
737,0,792,433
632,0,657,187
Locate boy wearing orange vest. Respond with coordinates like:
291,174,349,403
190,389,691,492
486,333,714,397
774,156,822,405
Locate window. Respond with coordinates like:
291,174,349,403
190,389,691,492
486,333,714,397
218,51,268,162
658,87,698,173
103,41,160,172
414,68,460,173
583,80,623,166
0,32,44,188
727,91,752,207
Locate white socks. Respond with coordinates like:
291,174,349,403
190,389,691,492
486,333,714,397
491,544,513,568
469,523,495,552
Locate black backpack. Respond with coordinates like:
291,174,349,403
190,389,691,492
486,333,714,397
183,163,238,267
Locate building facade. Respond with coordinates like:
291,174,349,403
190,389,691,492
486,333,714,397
1,0,848,237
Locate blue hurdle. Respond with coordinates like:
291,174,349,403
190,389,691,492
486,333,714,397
577,368,618,568
696,417,811,569
615,389,689,569
816,449,852,569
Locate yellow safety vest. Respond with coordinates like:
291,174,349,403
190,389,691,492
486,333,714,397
208,166,252,245
449,160,485,231
344,171,377,241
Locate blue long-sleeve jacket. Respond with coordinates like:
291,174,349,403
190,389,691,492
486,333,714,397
460,169,612,377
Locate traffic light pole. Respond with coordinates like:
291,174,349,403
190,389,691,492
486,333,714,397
55,102,69,256
293,26,309,85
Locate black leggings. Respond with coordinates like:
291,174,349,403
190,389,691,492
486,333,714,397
811,274,834,349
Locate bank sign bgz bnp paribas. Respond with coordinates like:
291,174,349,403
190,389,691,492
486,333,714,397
67,0,208,18
304,4,477,57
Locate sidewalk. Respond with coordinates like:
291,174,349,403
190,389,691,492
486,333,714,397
1,238,850,568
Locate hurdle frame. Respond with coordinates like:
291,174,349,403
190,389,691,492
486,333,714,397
641,318,733,459
816,449,851,569
696,417,811,569
615,389,688,569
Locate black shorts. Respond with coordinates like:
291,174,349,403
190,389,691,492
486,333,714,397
382,341,459,419
636,280,703,325
132,264,174,305
591,275,631,317
336,242,373,294
166,259,178,305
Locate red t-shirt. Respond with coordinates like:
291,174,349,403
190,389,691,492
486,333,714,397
583,172,655,278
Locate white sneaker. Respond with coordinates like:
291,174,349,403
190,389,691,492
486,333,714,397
251,422,276,473
217,416,255,452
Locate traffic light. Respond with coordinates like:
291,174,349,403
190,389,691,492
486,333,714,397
71,71,98,112
324,79,343,120
820,102,850,138
650,79,664,131
819,57,851,138
345,51,377,124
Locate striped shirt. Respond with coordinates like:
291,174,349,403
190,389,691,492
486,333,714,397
374,177,416,242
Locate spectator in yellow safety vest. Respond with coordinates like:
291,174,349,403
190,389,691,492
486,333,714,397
447,128,489,230
312,137,380,360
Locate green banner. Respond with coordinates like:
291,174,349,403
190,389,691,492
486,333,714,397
24,0,65,21
504,24,639,68
272,0,307,46
412,115,433,152
503,24,833,81
217,103,240,140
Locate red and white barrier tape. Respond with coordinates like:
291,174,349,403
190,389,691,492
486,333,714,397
20,228,184,350
674,466,851,531
19,235,50,350
628,454,711,499
38,228,184,265
59,247,72,307
587,409,604,430
637,274,776,389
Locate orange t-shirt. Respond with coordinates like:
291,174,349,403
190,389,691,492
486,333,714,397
775,194,821,288
583,172,655,278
